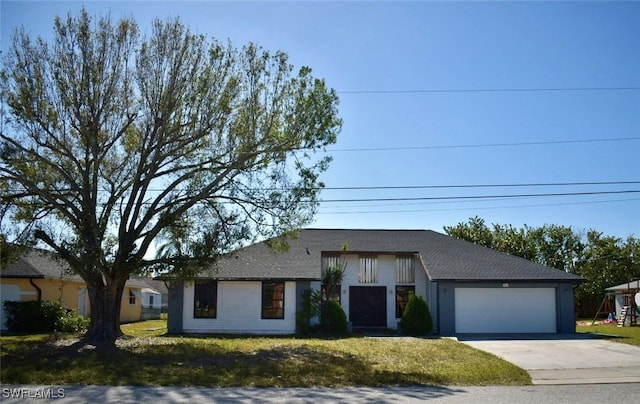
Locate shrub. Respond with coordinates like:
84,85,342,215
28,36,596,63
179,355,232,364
320,300,348,335
296,288,321,335
3,300,89,333
400,294,433,336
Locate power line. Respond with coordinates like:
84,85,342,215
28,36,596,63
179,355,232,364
318,197,640,215
320,180,640,191
328,137,640,153
319,189,640,203
5,181,639,194
338,86,640,95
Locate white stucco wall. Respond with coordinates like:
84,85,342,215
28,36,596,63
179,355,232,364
182,280,297,334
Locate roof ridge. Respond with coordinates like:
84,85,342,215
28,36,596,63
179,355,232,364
304,228,429,232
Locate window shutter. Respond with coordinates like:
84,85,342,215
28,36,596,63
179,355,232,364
396,255,415,284
359,255,378,283
322,254,341,278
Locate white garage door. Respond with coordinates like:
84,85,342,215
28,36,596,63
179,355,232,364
455,287,557,333
1,284,21,330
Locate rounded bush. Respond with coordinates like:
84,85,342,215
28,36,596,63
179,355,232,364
3,300,88,333
320,300,348,335
400,294,433,336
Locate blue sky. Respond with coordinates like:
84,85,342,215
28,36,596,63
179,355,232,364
2,1,639,239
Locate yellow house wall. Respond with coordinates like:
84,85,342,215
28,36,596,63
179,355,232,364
0,278,142,323
120,287,142,323
0,278,40,302
32,278,85,313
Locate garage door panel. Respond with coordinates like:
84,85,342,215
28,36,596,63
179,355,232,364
455,287,556,333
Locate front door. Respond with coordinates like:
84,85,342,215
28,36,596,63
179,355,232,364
349,286,387,327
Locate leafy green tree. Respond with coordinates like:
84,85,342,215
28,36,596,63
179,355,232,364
0,10,341,346
444,216,494,248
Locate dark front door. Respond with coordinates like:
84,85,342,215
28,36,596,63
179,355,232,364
349,286,387,327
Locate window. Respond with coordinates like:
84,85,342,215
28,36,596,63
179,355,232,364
396,255,415,284
358,255,378,283
129,290,136,305
194,280,217,318
149,295,154,307
262,282,285,319
396,286,415,318
321,254,341,278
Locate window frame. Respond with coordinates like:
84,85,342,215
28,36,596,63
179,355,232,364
193,280,218,319
262,281,285,319
128,290,136,305
395,285,415,318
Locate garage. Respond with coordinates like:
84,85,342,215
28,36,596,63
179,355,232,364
455,287,557,333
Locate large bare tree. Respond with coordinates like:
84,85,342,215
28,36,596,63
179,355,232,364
0,9,341,345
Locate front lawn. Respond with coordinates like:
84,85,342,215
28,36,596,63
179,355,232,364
576,322,640,347
0,321,530,387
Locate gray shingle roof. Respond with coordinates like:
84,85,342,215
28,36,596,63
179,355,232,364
1,249,155,289
1,249,79,280
199,228,583,282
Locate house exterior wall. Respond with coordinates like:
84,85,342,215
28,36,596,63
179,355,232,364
0,278,40,302
140,290,162,320
142,291,162,309
0,278,142,323
167,281,184,334
321,253,428,330
181,280,297,334
33,278,85,310
436,281,577,335
120,287,142,322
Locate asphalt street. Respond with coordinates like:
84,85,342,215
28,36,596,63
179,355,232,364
2,384,640,403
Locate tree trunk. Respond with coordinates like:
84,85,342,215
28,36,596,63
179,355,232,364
83,279,125,347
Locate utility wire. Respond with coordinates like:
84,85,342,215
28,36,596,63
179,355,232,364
318,197,640,215
319,189,640,203
338,86,640,94
320,180,640,191
7,180,638,193
329,137,640,152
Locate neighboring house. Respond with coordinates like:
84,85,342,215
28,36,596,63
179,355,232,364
0,249,153,330
604,280,640,320
133,277,169,313
164,229,583,336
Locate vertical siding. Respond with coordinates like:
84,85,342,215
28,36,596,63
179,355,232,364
182,280,297,334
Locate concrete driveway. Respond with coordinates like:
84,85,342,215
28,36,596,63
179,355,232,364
457,334,640,385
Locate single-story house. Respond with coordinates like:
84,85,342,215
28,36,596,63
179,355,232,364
164,228,583,336
1,249,156,330
604,280,640,322
132,277,169,313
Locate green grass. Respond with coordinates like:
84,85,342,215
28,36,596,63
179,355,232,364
1,321,530,387
577,322,640,347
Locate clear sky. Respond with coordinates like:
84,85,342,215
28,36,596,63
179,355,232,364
2,1,639,240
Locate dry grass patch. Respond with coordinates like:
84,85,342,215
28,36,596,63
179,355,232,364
1,322,530,387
